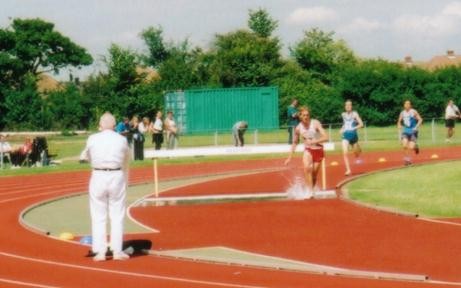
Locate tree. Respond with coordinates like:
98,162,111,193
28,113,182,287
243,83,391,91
157,42,212,90
47,84,87,129
0,18,93,83
140,26,169,68
210,30,282,87
0,18,93,129
248,8,278,38
272,60,343,124
3,74,48,130
291,28,356,83
82,44,164,122
105,44,140,92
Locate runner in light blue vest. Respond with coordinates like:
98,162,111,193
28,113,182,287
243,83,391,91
397,100,423,166
341,100,363,176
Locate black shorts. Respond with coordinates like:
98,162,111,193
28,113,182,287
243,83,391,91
401,131,418,142
446,119,456,128
342,131,359,145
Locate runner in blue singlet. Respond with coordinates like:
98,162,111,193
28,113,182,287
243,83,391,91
397,100,423,166
341,100,364,176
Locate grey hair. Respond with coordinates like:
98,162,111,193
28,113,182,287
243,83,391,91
99,112,116,130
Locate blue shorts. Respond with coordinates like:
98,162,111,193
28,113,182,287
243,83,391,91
343,131,358,145
401,131,418,142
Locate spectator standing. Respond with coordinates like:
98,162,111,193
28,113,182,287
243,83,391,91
287,99,299,144
0,134,12,167
116,117,131,145
10,137,33,168
130,116,144,160
164,111,178,149
79,112,131,262
445,100,460,143
138,117,150,136
152,111,164,150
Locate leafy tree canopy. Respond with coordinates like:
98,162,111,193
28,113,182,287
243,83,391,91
248,8,278,38
291,28,356,83
1,18,93,82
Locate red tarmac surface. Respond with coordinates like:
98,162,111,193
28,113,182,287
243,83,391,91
1,146,461,287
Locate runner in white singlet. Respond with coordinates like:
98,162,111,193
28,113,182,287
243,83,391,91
285,106,329,198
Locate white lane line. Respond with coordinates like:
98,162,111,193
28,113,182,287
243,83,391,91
0,278,61,288
0,189,81,204
417,217,461,227
0,184,85,197
0,251,268,288
126,200,160,233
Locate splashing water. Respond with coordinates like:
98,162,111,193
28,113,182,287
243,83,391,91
286,176,313,200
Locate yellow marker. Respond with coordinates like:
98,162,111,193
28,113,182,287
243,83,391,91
59,232,75,241
378,157,386,163
330,161,338,166
431,154,439,159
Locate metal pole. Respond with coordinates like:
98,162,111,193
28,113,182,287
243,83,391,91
153,158,159,198
364,122,368,143
321,158,326,191
0,138,3,169
431,118,435,143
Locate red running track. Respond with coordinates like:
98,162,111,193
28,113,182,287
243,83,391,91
1,147,461,287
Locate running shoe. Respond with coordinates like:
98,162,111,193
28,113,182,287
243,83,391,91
113,252,130,261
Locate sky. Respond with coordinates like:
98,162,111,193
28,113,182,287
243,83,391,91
2,0,461,80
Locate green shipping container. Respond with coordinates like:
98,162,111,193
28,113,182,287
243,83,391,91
164,87,279,134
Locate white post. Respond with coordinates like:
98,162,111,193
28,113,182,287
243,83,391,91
254,129,258,145
0,137,4,169
153,158,159,198
214,131,218,146
321,158,327,191
431,118,435,143
364,122,368,143
328,124,332,142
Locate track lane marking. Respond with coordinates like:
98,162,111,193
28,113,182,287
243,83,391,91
0,278,61,288
0,251,268,288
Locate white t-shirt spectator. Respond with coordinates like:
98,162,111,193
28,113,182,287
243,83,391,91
165,118,177,134
138,122,148,134
153,118,163,133
445,104,460,120
0,141,12,153
80,129,130,170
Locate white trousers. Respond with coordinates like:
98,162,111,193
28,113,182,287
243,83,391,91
89,170,127,255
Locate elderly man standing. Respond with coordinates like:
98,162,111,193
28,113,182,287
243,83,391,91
80,112,131,261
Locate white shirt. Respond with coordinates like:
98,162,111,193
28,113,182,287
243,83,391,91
80,130,130,170
153,118,163,133
0,141,12,153
296,119,322,149
445,104,460,119
165,118,177,133
138,122,148,134
342,111,359,131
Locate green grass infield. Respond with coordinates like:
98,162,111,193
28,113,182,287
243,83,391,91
345,161,461,218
